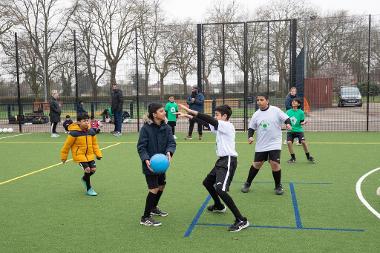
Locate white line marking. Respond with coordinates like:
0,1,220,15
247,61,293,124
355,167,380,219
0,133,31,140
0,142,121,186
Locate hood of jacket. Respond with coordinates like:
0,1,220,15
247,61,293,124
143,114,168,125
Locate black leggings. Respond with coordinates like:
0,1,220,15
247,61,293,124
51,122,58,133
188,118,202,136
168,121,176,135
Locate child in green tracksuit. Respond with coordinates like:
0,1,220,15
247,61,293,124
286,98,315,163
165,96,179,139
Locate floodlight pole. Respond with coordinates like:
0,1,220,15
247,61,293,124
15,33,22,133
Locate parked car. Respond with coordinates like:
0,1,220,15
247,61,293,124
338,86,362,107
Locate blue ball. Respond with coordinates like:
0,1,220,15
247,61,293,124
150,154,170,173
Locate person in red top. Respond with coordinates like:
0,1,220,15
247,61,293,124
90,115,102,134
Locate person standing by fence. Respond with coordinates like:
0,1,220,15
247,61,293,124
49,90,61,138
111,83,123,137
185,86,204,140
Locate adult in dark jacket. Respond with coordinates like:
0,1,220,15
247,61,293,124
76,101,87,117
285,87,297,111
111,83,123,136
49,90,61,137
185,86,204,140
137,103,176,226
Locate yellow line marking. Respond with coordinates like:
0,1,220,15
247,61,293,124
0,142,121,186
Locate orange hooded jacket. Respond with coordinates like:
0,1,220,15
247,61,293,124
60,123,102,163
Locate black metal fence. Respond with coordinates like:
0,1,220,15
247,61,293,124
0,15,379,133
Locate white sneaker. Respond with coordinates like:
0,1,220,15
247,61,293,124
376,187,380,196
283,139,287,145
51,133,59,138
173,135,177,139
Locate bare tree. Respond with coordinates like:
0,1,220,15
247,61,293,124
201,29,216,94
226,22,267,94
136,0,162,96
0,1,15,36
72,0,107,99
305,12,369,87
204,1,241,95
170,22,197,96
53,39,75,97
89,0,138,88
5,0,78,101
255,0,316,94
1,33,44,98
153,28,176,99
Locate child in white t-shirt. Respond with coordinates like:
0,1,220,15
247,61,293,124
176,104,249,233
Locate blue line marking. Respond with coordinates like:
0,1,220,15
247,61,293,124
184,195,211,237
300,227,365,232
196,223,364,232
290,182,303,228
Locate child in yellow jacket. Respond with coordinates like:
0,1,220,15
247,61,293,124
61,115,102,196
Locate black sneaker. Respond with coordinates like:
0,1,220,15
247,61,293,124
308,156,315,163
140,216,162,227
228,218,250,232
150,207,168,217
241,182,250,193
274,184,284,195
287,158,296,163
207,204,226,213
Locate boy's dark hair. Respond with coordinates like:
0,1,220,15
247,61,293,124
168,95,174,99
148,103,163,120
292,98,302,108
90,115,95,120
65,115,71,119
77,114,89,122
256,93,269,100
215,105,232,120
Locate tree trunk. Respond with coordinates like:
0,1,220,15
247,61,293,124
250,69,255,94
159,75,164,100
144,70,149,96
278,69,286,95
91,79,98,100
110,64,117,87
183,77,188,97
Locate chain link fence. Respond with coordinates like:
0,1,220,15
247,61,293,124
0,15,379,133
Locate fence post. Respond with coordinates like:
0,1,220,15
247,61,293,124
366,15,371,132
15,32,22,133
74,30,79,118
243,22,248,131
222,24,225,103
212,97,216,117
197,24,202,92
290,19,297,88
91,102,95,118
267,21,270,96
135,28,140,132
130,102,134,119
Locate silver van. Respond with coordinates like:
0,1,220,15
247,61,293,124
338,86,362,107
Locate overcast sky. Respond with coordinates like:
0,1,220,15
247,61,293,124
161,0,380,22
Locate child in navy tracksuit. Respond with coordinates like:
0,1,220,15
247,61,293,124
137,103,176,227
